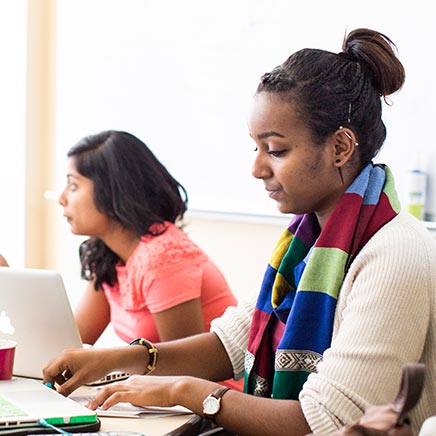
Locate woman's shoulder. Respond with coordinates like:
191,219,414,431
354,209,436,290
371,210,436,254
134,222,207,270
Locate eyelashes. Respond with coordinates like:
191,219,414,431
252,144,287,157
267,150,286,157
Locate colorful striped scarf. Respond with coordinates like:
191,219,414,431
244,164,400,399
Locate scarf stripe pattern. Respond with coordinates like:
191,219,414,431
245,164,400,399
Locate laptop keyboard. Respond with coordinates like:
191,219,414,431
0,394,28,417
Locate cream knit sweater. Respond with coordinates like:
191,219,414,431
211,211,436,436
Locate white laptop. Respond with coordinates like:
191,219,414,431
0,267,128,383
0,377,98,429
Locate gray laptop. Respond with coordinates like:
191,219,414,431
0,267,83,378
0,267,128,383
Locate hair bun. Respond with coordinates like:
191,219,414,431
342,28,405,97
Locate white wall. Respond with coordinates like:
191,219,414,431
55,0,436,220
0,1,27,266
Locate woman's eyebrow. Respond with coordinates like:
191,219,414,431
257,131,285,140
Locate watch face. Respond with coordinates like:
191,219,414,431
203,396,220,415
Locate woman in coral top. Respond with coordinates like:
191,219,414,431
58,130,238,351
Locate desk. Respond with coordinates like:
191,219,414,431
99,414,194,435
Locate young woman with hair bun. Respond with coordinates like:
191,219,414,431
45,29,436,436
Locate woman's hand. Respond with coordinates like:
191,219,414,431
87,374,311,436
87,374,188,411
42,347,134,396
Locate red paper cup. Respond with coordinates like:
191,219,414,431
0,339,16,380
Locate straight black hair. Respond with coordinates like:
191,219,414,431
68,130,188,290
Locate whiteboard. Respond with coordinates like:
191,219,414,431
55,0,436,220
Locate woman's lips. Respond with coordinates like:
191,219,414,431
265,186,281,198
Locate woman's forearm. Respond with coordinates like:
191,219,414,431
151,332,234,381
173,379,311,436
43,332,235,397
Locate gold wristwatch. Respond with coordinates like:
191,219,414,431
202,386,230,421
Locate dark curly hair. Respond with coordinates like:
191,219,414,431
257,28,405,169
67,130,188,290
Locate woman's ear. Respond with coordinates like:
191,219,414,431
332,126,358,167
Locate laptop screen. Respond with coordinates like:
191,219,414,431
0,267,83,378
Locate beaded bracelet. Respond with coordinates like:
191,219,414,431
129,337,159,374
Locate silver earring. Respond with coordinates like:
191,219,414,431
339,126,359,146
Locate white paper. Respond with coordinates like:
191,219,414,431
71,394,192,419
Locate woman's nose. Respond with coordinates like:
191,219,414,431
58,189,67,206
251,151,271,180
